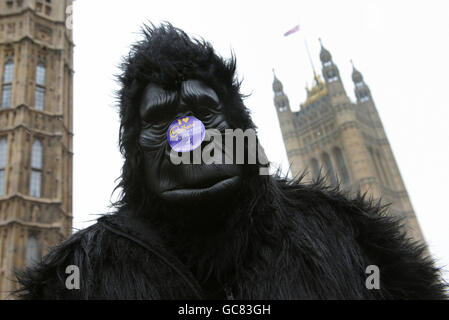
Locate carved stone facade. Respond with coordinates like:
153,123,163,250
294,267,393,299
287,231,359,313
273,41,425,243
0,0,73,299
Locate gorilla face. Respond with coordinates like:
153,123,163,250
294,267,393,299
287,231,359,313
139,79,242,203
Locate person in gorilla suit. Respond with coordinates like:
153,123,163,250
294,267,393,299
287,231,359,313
16,23,447,299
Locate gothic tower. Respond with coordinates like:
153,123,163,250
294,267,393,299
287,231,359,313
0,0,73,298
273,40,425,243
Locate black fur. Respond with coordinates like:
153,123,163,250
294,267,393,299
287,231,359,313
14,23,447,299
14,175,447,299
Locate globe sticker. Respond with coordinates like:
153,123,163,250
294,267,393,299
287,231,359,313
167,116,206,152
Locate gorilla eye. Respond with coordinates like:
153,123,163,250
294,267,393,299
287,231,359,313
141,118,170,130
197,102,220,115
157,120,169,126
149,120,170,129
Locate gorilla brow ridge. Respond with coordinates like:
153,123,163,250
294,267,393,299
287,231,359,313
142,90,179,122
143,81,221,123
180,80,220,108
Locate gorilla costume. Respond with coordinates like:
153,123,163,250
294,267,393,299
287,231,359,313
16,23,446,300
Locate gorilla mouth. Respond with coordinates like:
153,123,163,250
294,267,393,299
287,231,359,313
160,176,241,202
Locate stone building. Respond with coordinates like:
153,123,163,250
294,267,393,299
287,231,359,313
0,0,73,298
273,40,425,242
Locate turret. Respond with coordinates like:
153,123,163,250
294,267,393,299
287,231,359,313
351,61,372,103
319,39,341,84
272,70,291,113
318,39,350,105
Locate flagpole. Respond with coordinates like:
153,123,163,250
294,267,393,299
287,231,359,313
303,37,317,77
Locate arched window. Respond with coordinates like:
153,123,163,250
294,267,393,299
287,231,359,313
359,90,370,102
30,140,43,197
333,147,350,185
369,147,383,184
322,152,337,186
368,146,392,188
0,137,7,196
36,2,42,12
310,158,320,181
35,62,46,110
45,1,52,16
3,60,14,83
26,234,39,267
36,63,46,86
1,59,14,108
326,69,338,82
36,0,53,15
376,150,392,188
278,98,288,112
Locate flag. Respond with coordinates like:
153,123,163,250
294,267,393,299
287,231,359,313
283,25,300,37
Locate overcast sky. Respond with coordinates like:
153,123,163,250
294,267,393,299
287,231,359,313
72,0,449,281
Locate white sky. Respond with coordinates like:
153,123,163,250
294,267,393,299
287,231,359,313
72,0,449,282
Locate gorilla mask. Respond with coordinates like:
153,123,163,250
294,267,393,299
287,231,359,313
116,23,264,211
